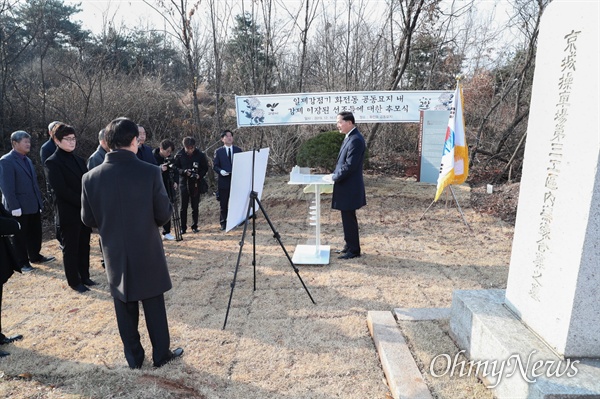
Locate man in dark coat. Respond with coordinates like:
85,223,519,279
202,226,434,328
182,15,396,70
0,130,55,272
41,121,64,249
0,203,23,357
86,128,108,170
81,117,183,369
86,128,109,269
136,125,157,165
213,130,242,230
174,136,208,234
45,124,93,293
40,121,60,165
331,111,366,259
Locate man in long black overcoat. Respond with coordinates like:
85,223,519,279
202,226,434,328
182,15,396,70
81,117,183,369
331,111,367,259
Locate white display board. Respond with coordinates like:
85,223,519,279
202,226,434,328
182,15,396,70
226,148,270,232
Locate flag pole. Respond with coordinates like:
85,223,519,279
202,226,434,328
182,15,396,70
419,197,437,220
421,75,471,229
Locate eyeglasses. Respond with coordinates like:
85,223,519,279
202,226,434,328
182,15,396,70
63,137,77,143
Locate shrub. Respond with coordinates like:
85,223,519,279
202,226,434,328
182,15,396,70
296,130,369,172
296,131,343,172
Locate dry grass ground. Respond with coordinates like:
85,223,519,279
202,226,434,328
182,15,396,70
0,174,515,398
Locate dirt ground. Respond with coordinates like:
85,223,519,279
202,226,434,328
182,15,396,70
0,173,517,398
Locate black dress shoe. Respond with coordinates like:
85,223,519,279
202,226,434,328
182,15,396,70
338,252,360,260
71,284,90,293
82,278,97,286
0,334,23,345
0,350,9,357
20,264,34,272
31,255,55,263
154,347,184,367
192,227,200,233
334,247,348,254
172,347,184,358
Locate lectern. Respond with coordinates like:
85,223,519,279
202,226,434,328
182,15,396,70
288,166,333,265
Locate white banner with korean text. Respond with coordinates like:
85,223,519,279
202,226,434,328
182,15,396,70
235,91,453,127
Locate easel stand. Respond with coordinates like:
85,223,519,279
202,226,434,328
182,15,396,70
420,185,472,231
223,150,316,330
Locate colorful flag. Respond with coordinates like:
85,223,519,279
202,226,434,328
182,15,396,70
434,82,469,201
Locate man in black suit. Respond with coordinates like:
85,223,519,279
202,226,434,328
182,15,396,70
330,112,366,259
0,203,23,357
45,124,93,293
0,131,55,272
213,130,242,230
82,117,183,369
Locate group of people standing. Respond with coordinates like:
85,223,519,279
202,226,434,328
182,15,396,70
0,117,243,366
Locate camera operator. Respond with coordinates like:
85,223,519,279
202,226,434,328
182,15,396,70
153,139,179,240
174,137,208,234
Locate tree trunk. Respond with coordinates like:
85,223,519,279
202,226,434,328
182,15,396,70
366,0,426,148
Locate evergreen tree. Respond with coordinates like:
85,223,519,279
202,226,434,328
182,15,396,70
223,12,275,94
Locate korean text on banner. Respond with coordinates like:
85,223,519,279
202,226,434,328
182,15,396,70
434,83,469,201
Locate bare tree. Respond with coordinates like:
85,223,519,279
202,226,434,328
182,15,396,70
365,0,435,147
145,0,204,143
207,0,226,133
467,0,549,183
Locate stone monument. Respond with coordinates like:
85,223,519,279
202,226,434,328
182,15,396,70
503,0,599,359
450,1,599,397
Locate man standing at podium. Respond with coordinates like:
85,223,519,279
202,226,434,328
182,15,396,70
331,111,366,259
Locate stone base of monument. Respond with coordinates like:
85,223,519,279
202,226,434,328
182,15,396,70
450,289,600,398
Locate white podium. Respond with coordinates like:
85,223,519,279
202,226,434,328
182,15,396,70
288,167,333,265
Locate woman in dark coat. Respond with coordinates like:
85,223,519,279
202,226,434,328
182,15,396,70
45,124,94,293
0,203,23,357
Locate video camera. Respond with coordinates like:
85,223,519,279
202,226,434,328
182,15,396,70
185,161,200,179
163,155,177,170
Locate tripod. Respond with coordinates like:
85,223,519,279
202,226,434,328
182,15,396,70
167,167,183,241
222,148,316,329
420,185,471,231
